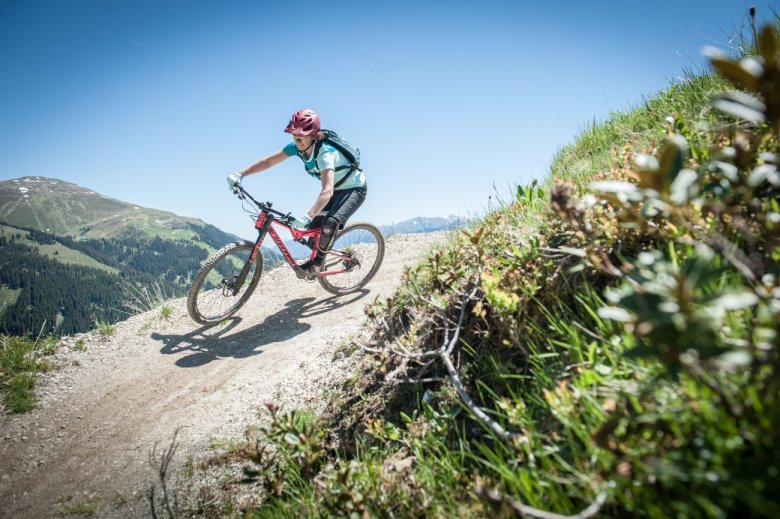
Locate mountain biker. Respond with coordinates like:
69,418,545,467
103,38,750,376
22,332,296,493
226,109,367,277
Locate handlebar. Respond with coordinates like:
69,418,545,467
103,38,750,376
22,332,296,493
233,184,295,224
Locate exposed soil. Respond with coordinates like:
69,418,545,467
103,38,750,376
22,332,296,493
0,231,448,518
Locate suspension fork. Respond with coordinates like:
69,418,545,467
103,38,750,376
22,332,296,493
231,212,273,294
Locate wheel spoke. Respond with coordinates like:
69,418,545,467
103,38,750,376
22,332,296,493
187,242,263,324
318,223,385,295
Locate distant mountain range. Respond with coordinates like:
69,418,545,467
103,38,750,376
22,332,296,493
378,215,467,236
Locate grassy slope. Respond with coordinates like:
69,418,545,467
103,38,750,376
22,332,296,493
185,67,779,517
0,224,119,274
0,334,58,413
0,286,21,315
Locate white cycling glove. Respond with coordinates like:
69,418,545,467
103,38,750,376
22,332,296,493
226,172,243,189
291,215,312,229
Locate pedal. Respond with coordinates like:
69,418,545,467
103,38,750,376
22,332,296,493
295,266,319,281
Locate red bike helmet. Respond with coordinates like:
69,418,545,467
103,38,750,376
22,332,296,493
284,109,320,136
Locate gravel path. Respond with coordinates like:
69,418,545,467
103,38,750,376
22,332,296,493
0,231,449,518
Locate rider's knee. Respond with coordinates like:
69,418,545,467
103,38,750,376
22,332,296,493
322,216,339,234
318,216,340,252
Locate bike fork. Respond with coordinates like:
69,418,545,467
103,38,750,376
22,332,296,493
232,214,273,294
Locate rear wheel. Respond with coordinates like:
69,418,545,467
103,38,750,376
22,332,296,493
187,241,263,325
318,222,385,295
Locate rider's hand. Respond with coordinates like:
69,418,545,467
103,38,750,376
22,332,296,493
291,215,312,229
226,172,243,190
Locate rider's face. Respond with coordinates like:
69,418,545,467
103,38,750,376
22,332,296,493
293,135,315,150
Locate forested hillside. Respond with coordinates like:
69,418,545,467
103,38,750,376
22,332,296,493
0,237,127,335
0,224,209,335
0,221,285,336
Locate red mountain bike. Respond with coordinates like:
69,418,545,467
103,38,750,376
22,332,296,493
187,185,385,325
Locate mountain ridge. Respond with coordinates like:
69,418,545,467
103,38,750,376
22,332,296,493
0,176,234,242
378,214,467,236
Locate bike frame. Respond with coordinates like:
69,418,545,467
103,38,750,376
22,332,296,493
231,186,354,291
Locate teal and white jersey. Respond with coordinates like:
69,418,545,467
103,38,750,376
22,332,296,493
283,141,366,190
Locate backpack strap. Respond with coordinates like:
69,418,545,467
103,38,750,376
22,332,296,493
297,140,320,163
313,139,324,160
333,165,358,189
301,138,361,189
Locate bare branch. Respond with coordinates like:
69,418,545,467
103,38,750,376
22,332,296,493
571,320,607,342
443,284,479,356
440,348,527,444
393,377,448,384
149,429,180,519
357,342,384,354
411,357,438,380
478,484,608,519
148,486,158,519
703,233,758,284
385,357,410,382
435,282,529,444
376,275,530,446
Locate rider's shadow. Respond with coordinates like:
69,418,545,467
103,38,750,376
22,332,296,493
151,290,369,368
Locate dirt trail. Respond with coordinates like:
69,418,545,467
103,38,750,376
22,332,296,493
0,231,447,518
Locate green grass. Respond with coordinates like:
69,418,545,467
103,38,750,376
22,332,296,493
137,214,199,240
160,304,173,320
549,71,732,189
0,334,58,413
121,281,170,316
95,320,115,339
55,495,103,517
0,285,21,315
34,243,120,273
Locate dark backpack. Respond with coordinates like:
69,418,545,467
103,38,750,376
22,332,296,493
298,129,362,188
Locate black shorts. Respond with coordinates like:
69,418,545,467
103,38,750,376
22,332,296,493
310,186,367,229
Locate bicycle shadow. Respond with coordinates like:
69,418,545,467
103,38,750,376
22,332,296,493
151,290,369,368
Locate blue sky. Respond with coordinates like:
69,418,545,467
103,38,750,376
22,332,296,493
0,0,775,239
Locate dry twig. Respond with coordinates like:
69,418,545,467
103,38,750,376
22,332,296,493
437,285,528,444
149,429,180,519
477,484,608,519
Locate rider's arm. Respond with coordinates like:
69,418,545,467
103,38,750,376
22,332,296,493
238,149,289,178
307,169,334,218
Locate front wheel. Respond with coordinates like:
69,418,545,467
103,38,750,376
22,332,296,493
318,222,385,295
187,241,263,325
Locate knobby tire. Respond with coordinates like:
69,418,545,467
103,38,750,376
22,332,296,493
187,241,264,325
318,222,385,295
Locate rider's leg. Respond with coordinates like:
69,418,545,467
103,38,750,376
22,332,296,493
316,187,367,259
300,187,367,274
314,215,340,264
300,216,340,275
